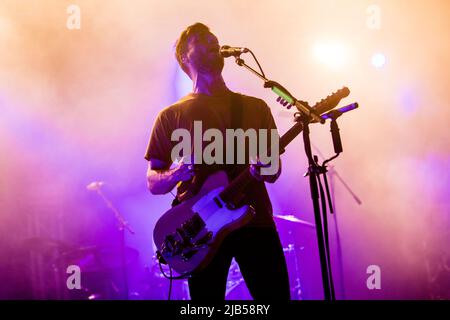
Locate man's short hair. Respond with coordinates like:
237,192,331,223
175,22,210,74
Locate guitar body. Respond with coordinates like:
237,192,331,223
153,170,255,275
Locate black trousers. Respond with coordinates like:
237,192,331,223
188,226,291,301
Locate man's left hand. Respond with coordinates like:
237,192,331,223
249,156,281,183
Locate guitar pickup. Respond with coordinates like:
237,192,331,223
181,213,206,238
213,197,223,208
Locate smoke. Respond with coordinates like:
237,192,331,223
0,0,449,299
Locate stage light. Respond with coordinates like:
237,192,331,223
371,53,386,68
313,41,347,70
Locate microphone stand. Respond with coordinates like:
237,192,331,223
312,145,362,300
301,115,334,300
91,184,135,300
232,53,357,300
234,56,324,123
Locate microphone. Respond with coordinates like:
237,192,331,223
86,181,104,191
320,102,359,120
220,45,249,58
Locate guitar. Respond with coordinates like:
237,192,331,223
153,88,349,275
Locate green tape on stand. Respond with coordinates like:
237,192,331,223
271,86,294,104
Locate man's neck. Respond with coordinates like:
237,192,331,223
192,73,229,96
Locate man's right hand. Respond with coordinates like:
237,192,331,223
146,157,195,195
172,157,195,182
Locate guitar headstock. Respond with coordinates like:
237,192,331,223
312,87,350,115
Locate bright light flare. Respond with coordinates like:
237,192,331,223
371,52,386,68
313,41,348,70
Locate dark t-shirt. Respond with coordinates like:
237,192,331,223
144,90,278,227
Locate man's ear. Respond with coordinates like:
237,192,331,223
181,56,189,72
181,58,192,79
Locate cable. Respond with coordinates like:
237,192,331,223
249,49,266,78
158,261,190,280
158,260,191,300
168,267,172,300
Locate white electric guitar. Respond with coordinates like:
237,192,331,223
153,128,301,275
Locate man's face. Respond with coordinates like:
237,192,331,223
184,31,224,77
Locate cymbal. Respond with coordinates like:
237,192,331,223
273,214,316,228
57,245,139,272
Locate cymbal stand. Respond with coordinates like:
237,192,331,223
91,184,135,299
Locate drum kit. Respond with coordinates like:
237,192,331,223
22,237,139,299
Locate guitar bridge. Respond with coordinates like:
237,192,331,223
193,231,213,247
180,231,212,261
182,213,206,239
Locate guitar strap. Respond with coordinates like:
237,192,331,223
228,92,244,178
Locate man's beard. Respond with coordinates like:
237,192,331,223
192,53,224,76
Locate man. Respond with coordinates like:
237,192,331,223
145,23,290,300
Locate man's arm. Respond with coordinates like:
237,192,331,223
146,158,194,195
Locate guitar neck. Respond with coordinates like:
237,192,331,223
219,121,304,203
